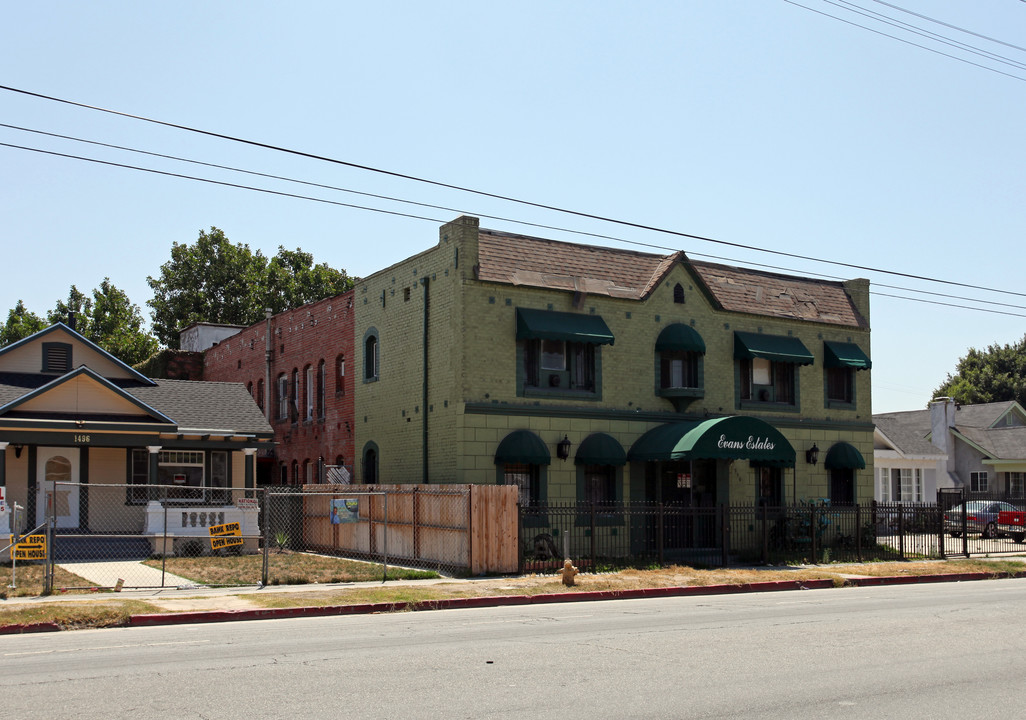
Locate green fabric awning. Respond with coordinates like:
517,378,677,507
515,308,615,346
734,331,814,365
824,341,872,370
494,429,551,465
655,323,706,353
824,442,866,470
574,432,627,466
628,416,796,466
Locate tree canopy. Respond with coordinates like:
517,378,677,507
0,300,47,346
1,281,158,366
932,335,1026,407
146,227,354,348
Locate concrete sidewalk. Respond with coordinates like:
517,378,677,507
56,560,199,590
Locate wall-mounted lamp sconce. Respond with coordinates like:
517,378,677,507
805,443,819,466
557,435,572,461
14,444,23,459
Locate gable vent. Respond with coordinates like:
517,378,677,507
42,342,71,373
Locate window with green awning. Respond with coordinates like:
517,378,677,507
734,331,814,365
823,341,872,370
515,308,615,345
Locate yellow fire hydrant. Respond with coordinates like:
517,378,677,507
561,558,579,587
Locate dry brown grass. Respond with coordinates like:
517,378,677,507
4,557,1024,631
0,600,161,629
0,562,108,599
243,559,1026,609
142,552,438,586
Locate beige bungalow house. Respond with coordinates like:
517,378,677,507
0,323,273,554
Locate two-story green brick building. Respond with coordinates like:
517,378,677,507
354,215,873,514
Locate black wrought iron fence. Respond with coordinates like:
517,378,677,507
517,500,973,570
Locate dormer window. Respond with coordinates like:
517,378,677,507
42,342,72,373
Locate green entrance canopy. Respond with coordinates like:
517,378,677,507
574,432,627,466
494,429,551,465
824,441,866,470
734,331,814,365
515,308,615,346
655,323,706,353
628,416,796,467
824,341,872,370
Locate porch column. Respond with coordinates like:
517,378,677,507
244,448,257,498
147,446,161,500
0,442,7,488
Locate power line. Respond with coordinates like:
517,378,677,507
866,0,1026,54
0,122,662,252
782,0,1026,82
4,138,1024,320
10,120,1026,312
829,0,1026,71
3,83,1026,301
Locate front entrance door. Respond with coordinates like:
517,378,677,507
36,447,80,529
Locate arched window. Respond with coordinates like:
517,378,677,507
364,329,379,381
317,360,325,419
276,373,288,420
246,381,253,397
304,364,314,421
363,442,379,484
291,368,300,422
256,379,264,410
673,283,686,304
291,460,299,484
336,353,346,394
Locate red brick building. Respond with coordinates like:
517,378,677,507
200,291,355,485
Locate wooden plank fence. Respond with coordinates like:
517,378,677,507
297,484,518,575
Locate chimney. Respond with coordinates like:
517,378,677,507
930,397,957,450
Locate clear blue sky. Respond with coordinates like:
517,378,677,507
2,1,1024,414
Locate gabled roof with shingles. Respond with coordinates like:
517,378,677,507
687,260,867,328
0,372,273,436
873,409,943,456
477,230,678,301
954,426,1026,460
476,229,866,327
950,401,1022,429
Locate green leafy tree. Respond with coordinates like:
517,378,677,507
47,285,94,338
261,247,354,313
933,335,1026,407
47,281,158,365
0,300,47,346
147,227,268,348
88,279,159,365
147,228,355,348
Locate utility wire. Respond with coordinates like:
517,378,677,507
829,0,1026,70
0,141,445,225
867,0,1026,54
782,0,1026,82
0,122,661,252
4,138,1023,320
3,83,1026,300
9,120,1026,312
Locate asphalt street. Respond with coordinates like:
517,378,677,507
2,577,1023,718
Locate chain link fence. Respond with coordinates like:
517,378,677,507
1,482,488,595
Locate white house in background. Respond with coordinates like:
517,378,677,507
873,407,948,503
874,398,1026,502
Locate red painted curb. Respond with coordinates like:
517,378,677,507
0,621,62,635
